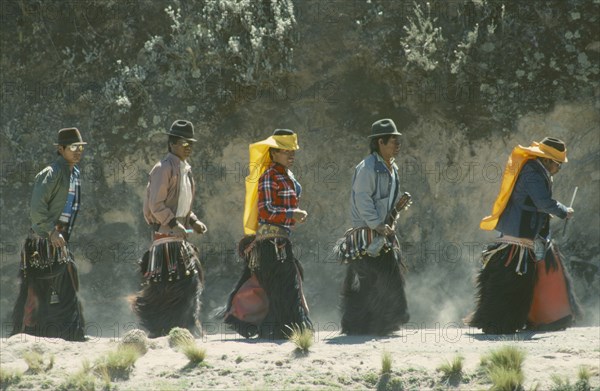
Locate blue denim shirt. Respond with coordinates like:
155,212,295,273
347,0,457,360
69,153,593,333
496,159,568,239
350,153,401,229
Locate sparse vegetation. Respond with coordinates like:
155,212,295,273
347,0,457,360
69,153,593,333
168,327,195,350
549,366,592,391
287,325,314,353
0,367,23,389
182,342,207,365
120,329,149,355
58,360,95,391
381,350,392,374
23,351,54,374
94,345,140,381
577,366,591,382
437,355,464,383
481,346,526,391
363,371,379,387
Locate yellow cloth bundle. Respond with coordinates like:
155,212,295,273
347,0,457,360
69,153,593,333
243,134,299,234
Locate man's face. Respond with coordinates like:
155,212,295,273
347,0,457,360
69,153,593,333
379,136,401,161
171,139,193,161
545,158,562,176
59,144,84,165
271,149,296,168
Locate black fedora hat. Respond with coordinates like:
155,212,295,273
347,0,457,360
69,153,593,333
54,127,87,145
166,120,197,142
367,118,402,138
272,129,295,136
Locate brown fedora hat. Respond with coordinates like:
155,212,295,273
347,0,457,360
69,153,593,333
54,127,87,145
166,120,197,142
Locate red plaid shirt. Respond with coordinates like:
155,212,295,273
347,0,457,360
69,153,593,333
258,163,302,231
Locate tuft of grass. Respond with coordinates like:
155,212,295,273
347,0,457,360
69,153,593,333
549,368,592,391
23,351,54,374
485,346,526,372
437,355,464,382
120,328,149,355
381,350,392,374
577,366,590,382
94,344,140,381
182,342,207,365
0,367,23,388
286,325,313,353
482,346,526,391
363,371,379,387
489,367,524,391
58,360,96,391
168,327,195,350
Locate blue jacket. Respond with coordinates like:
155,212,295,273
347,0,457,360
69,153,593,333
351,153,402,229
496,159,568,239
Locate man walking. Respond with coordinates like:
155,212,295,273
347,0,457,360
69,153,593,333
133,120,207,338
335,119,410,335
11,127,87,341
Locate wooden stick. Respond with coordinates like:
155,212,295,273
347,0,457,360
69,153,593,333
563,186,578,237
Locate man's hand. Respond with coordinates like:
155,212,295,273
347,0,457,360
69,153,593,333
49,229,66,248
566,207,574,219
292,209,308,223
192,220,208,234
375,224,394,237
171,222,189,239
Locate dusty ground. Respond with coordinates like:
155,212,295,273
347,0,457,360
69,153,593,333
1,326,599,390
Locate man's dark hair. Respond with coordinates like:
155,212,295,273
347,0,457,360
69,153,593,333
168,135,181,152
369,135,394,154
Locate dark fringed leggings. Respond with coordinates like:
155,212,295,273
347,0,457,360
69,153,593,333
222,238,312,340
340,249,409,335
11,262,85,341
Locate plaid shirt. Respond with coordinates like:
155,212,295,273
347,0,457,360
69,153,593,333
258,163,302,231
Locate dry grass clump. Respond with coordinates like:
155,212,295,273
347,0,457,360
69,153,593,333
23,351,55,374
57,360,95,391
437,355,464,383
381,350,392,374
168,327,195,350
481,346,526,391
0,366,23,389
120,328,149,355
287,325,314,353
94,344,140,381
182,343,207,365
548,365,592,391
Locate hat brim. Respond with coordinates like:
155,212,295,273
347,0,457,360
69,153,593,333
54,142,88,145
367,131,403,139
165,132,197,142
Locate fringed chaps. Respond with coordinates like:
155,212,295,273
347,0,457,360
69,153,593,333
221,236,312,340
132,238,204,338
467,238,582,334
11,237,85,341
335,230,409,335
